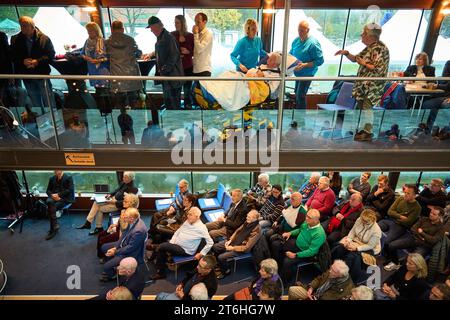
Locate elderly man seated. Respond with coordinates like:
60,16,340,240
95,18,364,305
100,208,148,282
275,209,326,283
247,173,272,209
289,172,321,204
156,255,218,300
212,210,261,279
306,176,336,221
94,257,144,300
150,207,213,280
288,259,354,300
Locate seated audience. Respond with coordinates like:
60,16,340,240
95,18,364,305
206,189,248,241
45,170,74,240
379,184,421,244
347,172,372,201
288,259,354,300
384,206,445,271
156,255,218,300
94,257,144,300
258,184,285,230
258,280,282,300
266,192,306,240
331,209,381,283
97,193,139,263
365,174,395,220
100,208,147,281
151,193,196,244
106,286,133,300
77,171,138,235
189,282,209,300
403,52,435,82
213,210,261,279
416,178,447,217
151,207,213,280
377,253,429,300
348,285,374,300
276,209,326,283
289,172,321,203
323,193,363,245
326,171,342,198
225,258,280,300
306,176,336,221
247,173,272,209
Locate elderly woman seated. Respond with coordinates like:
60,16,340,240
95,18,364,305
288,259,354,300
403,52,435,84
224,258,281,300
331,209,381,283
96,193,140,263
77,171,138,235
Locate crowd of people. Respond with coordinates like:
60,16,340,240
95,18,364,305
42,170,450,300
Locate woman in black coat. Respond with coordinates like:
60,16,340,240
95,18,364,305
403,52,435,79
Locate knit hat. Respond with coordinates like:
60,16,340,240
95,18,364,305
146,16,161,28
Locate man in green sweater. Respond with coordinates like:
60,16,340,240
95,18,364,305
278,209,326,283
379,184,421,245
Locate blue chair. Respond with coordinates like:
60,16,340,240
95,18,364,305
203,193,232,223
198,183,226,211
155,184,179,211
108,211,121,227
172,255,197,281
226,252,254,283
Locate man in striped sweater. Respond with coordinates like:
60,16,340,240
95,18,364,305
258,184,285,231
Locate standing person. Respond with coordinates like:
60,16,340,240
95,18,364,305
106,20,143,110
192,12,213,77
146,16,183,110
117,108,135,145
230,18,267,73
172,15,194,109
45,170,74,240
10,16,55,114
335,23,390,142
0,31,12,103
289,20,324,109
81,22,110,96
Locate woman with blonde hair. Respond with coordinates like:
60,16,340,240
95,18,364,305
378,253,429,300
230,18,267,73
96,193,140,263
404,52,435,83
331,209,381,282
171,15,194,108
82,22,110,90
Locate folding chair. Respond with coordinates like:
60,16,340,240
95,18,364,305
203,193,232,223
198,183,226,211
227,252,254,283
172,255,197,281
155,184,179,211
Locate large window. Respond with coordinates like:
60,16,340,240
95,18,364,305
192,172,251,192
0,5,20,41
434,14,450,76
134,172,191,194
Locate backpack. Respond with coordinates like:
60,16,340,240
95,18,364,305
379,82,407,109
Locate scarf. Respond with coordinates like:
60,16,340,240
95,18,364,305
230,220,258,246
327,202,362,234
253,274,279,297
315,273,350,299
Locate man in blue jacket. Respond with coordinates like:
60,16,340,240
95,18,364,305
101,208,148,281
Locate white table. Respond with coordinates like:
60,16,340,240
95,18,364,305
405,83,444,116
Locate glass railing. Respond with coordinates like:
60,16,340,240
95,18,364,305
0,74,448,151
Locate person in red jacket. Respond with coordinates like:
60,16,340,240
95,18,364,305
306,176,336,221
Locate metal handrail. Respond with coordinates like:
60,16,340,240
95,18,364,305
0,74,449,82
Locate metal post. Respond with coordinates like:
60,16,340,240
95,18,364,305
275,0,291,151
43,80,60,150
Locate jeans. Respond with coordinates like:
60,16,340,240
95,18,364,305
378,219,407,244
424,97,449,129
294,80,312,109
331,244,373,283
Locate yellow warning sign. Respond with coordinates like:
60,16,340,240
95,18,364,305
64,153,96,166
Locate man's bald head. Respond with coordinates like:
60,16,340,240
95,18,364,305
118,257,137,276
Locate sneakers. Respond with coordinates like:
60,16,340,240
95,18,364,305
384,262,401,271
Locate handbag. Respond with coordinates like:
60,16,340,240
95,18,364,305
234,286,252,300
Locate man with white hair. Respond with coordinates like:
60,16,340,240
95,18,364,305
335,23,390,142
151,207,213,280
306,176,336,221
101,208,148,282
290,20,324,109
77,171,138,235
291,172,321,203
94,257,144,300
349,285,374,300
288,259,354,300
10,16,55,113
248,173,272,208
189,282,209,300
